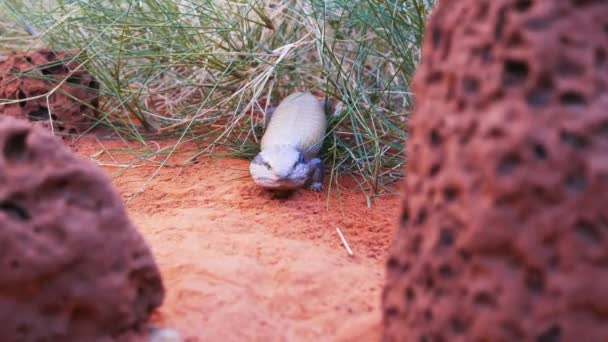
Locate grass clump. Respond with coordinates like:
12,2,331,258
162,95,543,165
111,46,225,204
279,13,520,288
3,0,435,201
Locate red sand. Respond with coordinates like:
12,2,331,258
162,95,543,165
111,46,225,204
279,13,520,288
71,138,400,341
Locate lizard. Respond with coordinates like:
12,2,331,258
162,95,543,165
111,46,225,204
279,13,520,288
249,91,328,192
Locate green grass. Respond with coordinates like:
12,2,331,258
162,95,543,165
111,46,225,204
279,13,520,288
2,0,434,202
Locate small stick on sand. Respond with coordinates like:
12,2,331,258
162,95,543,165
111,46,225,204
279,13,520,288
336,227,354,257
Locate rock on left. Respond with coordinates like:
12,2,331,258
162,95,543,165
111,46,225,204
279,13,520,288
0,115,166,340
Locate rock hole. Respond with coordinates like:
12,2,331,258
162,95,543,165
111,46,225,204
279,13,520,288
459,249,472,262
532,143,548,160
0,202,31,221
44,50,57,60
495,193,519,207
41,63,66,75
132,251,143,261
432,28,442,49
16,323,30,336
28,109,48,121
507,32,525,47
423,309,433,322
599,121,608,139
451,317,468,334
497,153,522,175
559,91,586,110
429,163,441,177
472,45,492,63
438,263,454,278
557,58,584,77
405,287,416,301
575,220,601,244
439,228,454,247
535,185,561,204
424,276,435,289
385,306,399,318
387,257,399,270
68,128,78,135
476,2,489,19
565,171,586,192
70,305,95,323
527,88,552,107
24,56,33,63
462,77,479,94
443,186,459,202
401,208,410,227
17,90,26,107
509,256,526,270
50,113,58,121
503,322,526,340
39,177,72,203
3,130,29,161
426,71,443,84
560,130,588,149
460,121,478,145
527,17,550,30
488,127,505,139
415,209,427,226
596,47,606,67
525,268,545,294
66,75,80,84
559,35,584,48
503,59,529,86
89,79,99,89
495,7,506,40
40,302,63,315
529,73,553,106
430,129,442,147
547,254,560,269
10,260,20,269
474,291,497,307
571,0,598,6
537,324,561,342
456,99,466,111
514,0,533,11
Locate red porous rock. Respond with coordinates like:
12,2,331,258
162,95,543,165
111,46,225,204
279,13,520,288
0,117,164,341
383,1,608,341
0,49,99,135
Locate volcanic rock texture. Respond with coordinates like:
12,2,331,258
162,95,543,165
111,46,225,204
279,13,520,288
0,49,99,135
0,117,164,341
383,1,608,341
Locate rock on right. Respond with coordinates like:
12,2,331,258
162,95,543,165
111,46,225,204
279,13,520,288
383,1,608,341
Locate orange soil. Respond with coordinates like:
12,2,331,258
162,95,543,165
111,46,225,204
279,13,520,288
71,138,400,341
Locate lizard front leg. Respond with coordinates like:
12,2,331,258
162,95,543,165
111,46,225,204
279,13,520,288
307,158,324,192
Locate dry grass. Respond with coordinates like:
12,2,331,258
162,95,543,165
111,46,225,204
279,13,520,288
2,0,435,202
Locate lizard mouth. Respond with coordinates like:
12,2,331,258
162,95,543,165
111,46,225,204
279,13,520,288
252,176,307,190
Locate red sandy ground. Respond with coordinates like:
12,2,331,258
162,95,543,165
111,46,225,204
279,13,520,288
70,137,400,341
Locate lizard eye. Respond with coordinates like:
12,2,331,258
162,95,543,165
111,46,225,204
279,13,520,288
253,154,272,170
292,154,305,170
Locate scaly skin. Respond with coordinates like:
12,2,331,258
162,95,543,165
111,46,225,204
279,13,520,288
249,92,328,191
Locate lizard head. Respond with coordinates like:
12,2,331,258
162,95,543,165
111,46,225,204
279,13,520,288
249,145,311,190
